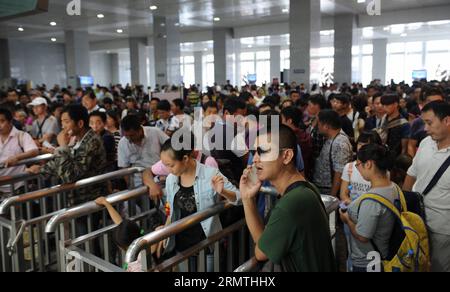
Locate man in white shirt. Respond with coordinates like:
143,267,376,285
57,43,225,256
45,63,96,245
82,91,106,114
118,115,170,187
29,97,60,146
0,108,39,199
171,99,193,130
156,100,179,137
404,101,450,272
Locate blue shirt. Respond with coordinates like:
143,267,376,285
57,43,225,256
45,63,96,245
164,162,241,253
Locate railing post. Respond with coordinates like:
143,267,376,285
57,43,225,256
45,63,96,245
57,222,70,272
10,206,25,272
198,249,205,272
139,250,148,272
214,241,220,272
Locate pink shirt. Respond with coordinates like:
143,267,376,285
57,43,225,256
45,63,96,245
0,127,38,195
151,152,219,176
126,254,143,272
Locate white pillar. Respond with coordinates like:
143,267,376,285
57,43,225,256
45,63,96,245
289,0,321,88
270,46,281,82
65,30,91,88
213,28,234,86
153,16,181,86
129,37,148,88
194,51,203,88
110,53,120,85
372,38,388,85
334,14,356,85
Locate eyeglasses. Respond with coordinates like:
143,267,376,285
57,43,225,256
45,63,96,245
249,147,292,157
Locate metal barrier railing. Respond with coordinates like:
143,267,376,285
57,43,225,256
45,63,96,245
125,201,235,272
0,173,45,199
0,167,145,272
0,154,55,170
45,186,155,272
39,187,339,273
0,154,55,199
234,195,340,272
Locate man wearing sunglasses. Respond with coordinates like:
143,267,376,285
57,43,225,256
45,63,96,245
240,125,336,272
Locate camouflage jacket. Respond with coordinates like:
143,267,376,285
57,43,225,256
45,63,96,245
41,129,108,206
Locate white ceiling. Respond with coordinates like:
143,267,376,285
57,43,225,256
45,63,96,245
0,0,450,43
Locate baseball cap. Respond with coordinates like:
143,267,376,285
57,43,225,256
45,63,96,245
28,97,48,107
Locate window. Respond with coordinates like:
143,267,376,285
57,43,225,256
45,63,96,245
238,50,270,86
352,44,373,85
202,54,215,87
426,40,450,80
310,47,335,85
180,55,195,86
386,41,425,84
281,49,290,71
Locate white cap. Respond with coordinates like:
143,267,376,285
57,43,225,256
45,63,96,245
28,97,48,107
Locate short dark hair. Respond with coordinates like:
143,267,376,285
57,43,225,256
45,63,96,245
62,105,89,129
309,95,327,109
89,111,107,123
126,97,137,104
424,88,445,100
318,109,342,130
357,131,382,145
259,102,275,111
422,101,450,120
121,114,141,131
157,100,171,112
172,98,185,111
224,98,246,115
103,97,113,105
50,102,64,114
106,110,121,129
150,97,160,103
0,107,13,122
84,91,97,100
202,100,218,112
381,94,400,105
260,124,298,166
330,94,351,105
263,95,280,108
113,220,141,250
239,91,253,102
290,90,300,97
281,106,302,129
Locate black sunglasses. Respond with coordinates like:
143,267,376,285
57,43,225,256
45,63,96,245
249,147,292,157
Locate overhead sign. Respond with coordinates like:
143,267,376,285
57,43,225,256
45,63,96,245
0,0,48,21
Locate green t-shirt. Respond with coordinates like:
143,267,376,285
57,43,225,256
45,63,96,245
258,181,337,272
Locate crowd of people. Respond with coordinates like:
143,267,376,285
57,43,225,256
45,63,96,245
0,78,449,272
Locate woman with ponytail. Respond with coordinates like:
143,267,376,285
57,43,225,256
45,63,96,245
340,144,399,272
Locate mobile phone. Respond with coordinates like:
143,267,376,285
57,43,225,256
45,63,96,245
340,202,349,213
248,165,259,185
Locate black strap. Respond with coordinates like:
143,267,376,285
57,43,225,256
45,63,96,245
200,153,207,164
285,181,327,215
36,115,50,139
423,155,450,196
329,133,343,188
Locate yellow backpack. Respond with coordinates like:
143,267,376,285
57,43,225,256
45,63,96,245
356,185,431,272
